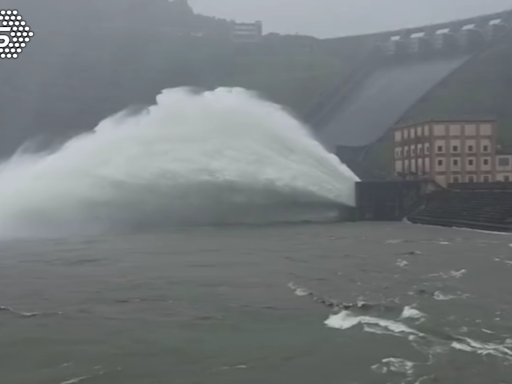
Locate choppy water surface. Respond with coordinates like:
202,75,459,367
1,222,511,384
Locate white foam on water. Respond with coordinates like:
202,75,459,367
325,311,423,337
0,87,358,238
414,376,434,384
451,337,512,359
214,365,248,371
60,377,90,384
429,269,467,279
400,306,426,320
381,357,416,374
364,324,404,337
386,239,405,244
370,363,388,374
371,358,417,380
327,312,512,379
287,282,310,297
396,259,409,268
450,269,467,278
433,291,468,301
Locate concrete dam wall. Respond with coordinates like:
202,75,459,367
317,56,470,150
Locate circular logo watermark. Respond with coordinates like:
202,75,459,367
0,9,34,59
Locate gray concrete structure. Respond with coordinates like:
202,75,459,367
306,10,512,153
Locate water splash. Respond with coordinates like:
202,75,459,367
0,87,358,238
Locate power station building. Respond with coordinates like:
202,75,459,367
393,118,512,186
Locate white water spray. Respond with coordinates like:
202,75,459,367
0,87,358,238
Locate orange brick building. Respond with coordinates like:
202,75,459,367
393,118,512,186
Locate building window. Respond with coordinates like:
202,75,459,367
453,176,460,183
483,175,490,182
498,157,511,167
437,145,443,153
468,159,474,166
404,147,408,156
483,158,490,166
452,145,459,152
483,145,489,152
452,159,459,166
468,176,475,183
418,147,422,155
411,147,415,156
437,159,444,167
425,145,430,154
467,145,474,152
505,175,511,182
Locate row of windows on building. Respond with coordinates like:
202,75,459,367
434,157,495,167
451,175,510,183
401,157,509,167
395,123,493,141
431,157,511,167
399,157,494,173
395,143,490,158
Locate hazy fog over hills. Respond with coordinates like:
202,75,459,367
0,0,511,157
0,0,365,155
0,0,234,154
191,0,512,37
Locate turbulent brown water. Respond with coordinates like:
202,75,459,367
1,222,511,384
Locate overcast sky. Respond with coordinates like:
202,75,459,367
190,0,512,37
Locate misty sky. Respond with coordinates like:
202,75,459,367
190,0,512,37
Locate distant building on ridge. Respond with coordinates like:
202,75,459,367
231,21,263,43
